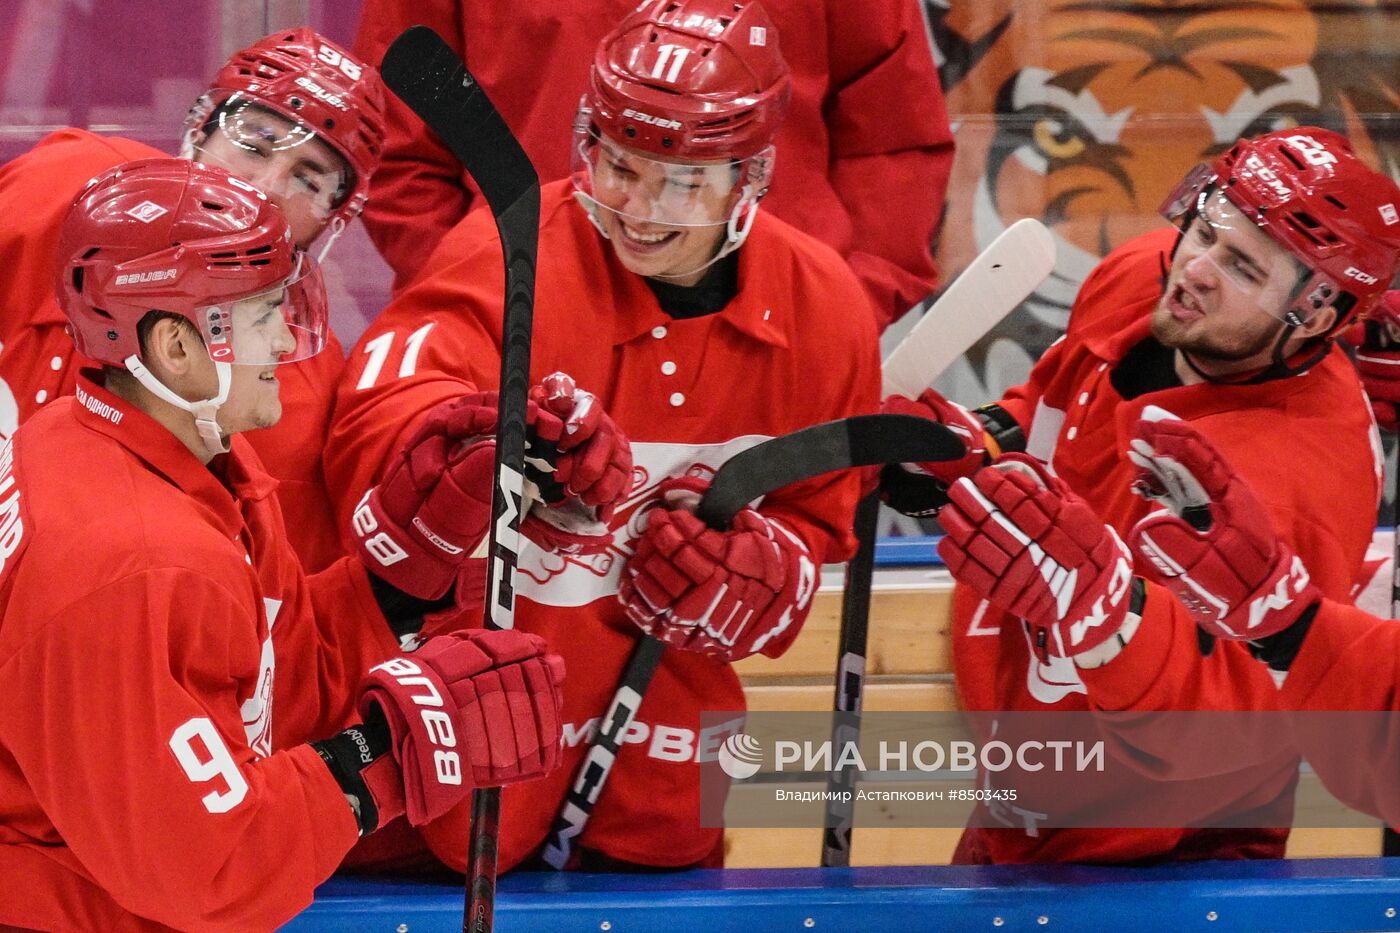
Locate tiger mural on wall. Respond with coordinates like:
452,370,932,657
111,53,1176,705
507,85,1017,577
925,0,1400,404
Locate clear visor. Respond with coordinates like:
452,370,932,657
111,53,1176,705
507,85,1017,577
194,95,348,222
199,252,328,366
1172,189,1304,321
570,126,752,228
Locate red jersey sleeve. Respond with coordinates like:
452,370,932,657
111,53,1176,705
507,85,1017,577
825,0,955,327
1275,599,1400,825
0,570,359,932
270,556,403,746
352,0,472,291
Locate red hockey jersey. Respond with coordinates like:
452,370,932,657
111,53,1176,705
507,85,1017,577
326,180,881,869
352,0,954,327
952,227,1382,864
0,373,399,931
0,128,348,571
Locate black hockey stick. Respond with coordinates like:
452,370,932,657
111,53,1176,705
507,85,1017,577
539,414,965,869
380,27,539,933
822,220,1057,866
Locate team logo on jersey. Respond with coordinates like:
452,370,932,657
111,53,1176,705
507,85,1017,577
1382,205,1399,226
240,598,282,757
515,437,772,605
124,200,168,224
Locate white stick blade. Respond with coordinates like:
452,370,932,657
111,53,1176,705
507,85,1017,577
882,218,1056,397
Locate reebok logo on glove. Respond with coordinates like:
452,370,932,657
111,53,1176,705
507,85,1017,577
365,656,462,788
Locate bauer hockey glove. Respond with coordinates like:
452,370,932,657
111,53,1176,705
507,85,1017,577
879,390,1022,516
350,391,567,600
312,629,565,834
618,477,819,662
939,454,1140,663
522,373,634,554
1126,407,1321,648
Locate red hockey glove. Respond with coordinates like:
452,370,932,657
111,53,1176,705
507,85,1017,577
618,477,819,662
351,392,565,599
879,389,990,516
1344,308,1400,432
348,630,565,828
1126,408,1320,642
522,373,633,554
938,454,1137,662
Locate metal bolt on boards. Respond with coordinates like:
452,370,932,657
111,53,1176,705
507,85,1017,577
1038,917,1048,926
396,925,408,933
993,920,1004,928
601,923,612,931
1207,911,1219,922
804,920,815,928
1388,908,1397,919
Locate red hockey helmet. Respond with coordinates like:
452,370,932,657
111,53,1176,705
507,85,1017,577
585,0,792,162
185,28,387,230
55,158,327,368
1162,127,1400,326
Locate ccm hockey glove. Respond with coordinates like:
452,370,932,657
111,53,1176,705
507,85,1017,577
1126,407,1321,646
619,477,819,662
313,629,565,834
351,392,566,600
938,454,1138,662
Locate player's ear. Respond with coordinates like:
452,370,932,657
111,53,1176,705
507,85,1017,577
1296,303,1338,340
141,315,201,378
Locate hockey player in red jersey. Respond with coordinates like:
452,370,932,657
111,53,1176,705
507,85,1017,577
0,27,387,571
0,159,564,932
351,0,954,329
326,0,880,872
1116,410,1400,828
882,126,1400,864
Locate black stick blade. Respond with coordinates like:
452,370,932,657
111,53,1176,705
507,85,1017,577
379,25,538,216
697,414,965,529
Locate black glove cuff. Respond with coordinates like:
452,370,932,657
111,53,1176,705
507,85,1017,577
879,462,949,517
1247,601,1321,672
367,571,457,641
974,403,1026,455
311,714,392,835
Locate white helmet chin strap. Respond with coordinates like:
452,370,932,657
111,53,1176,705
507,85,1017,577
572,186,764,282
124,354,233,456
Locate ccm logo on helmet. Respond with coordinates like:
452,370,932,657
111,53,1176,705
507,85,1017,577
368,657,463,786
623,108,682,131
114,269,177,287
1243,154,1291,201
1345,266,1380,286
